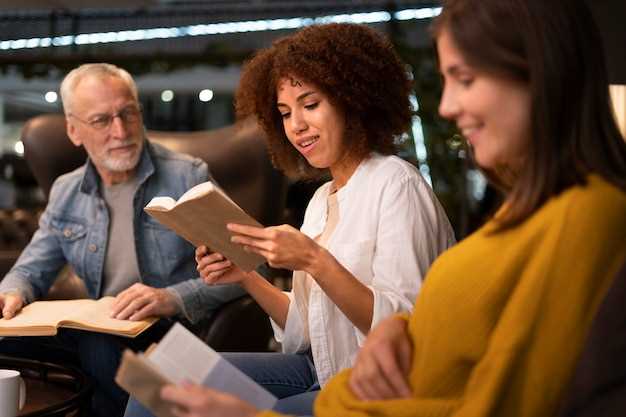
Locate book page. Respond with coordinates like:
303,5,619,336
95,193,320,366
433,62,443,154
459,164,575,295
0,299,91,335
177,181,215,205
146,323,276,410
63,297,157,337
145,197,176,211
203,357,277,410
147,322,218,385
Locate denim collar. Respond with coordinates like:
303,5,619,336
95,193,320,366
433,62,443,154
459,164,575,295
78,139,155,196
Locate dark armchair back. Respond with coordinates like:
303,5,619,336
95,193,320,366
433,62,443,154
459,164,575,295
21,114,87,196
559,259,626,417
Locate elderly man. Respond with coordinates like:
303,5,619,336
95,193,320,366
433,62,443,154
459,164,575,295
0,63,244,416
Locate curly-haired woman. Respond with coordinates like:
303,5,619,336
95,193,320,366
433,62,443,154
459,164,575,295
124,22,454,417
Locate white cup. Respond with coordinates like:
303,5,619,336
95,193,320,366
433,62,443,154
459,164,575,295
0,369,26,417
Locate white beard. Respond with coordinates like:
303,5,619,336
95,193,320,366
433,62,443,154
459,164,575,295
100,140,143,172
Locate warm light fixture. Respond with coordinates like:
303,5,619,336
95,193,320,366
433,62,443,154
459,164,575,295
199,89,213,102
14,141,24,155
610,85,626,139
161,90,174,102
44,91,58,103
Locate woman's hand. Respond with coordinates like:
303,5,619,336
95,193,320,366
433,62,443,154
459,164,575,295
227,223,321,272
161,382,258,417
349,315,413,401
195,246,248,285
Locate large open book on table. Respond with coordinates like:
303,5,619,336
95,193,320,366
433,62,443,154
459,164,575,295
116,323,277,417
0,297,157,337
144,181,265,272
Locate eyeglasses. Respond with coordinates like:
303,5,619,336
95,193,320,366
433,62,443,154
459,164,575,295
69,105,142,131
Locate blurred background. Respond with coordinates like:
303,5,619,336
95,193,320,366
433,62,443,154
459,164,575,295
0,0,624,264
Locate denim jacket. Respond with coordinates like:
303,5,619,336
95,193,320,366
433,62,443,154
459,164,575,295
0,140,244,323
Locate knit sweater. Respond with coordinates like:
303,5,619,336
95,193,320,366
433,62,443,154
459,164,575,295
259,175,626,417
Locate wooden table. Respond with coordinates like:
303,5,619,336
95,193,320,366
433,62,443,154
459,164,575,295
0,356,92,416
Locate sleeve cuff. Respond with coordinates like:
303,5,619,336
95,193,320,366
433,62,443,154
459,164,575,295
167,279,245,324
0,275,35,304
272,290,312,353
269,290,294,343
355,288,414,346
164,287,186,318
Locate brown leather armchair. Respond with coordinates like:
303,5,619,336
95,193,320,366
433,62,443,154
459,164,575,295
18,113,287,352
558,259,626,417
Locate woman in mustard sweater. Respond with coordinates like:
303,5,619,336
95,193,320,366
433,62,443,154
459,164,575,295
154,0,626,416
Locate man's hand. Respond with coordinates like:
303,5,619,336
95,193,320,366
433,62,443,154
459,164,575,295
349,314,413,401
161,382,258,417
0,292,25,319
111,283,179,321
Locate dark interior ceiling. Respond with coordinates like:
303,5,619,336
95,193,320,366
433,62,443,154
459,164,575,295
0,0,623,83
0,1,438,71
0,1,440,33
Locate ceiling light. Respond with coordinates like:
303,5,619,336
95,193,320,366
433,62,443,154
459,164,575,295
44,91,58,103
199,89,213,102
161,90,174,102
14,141,24,155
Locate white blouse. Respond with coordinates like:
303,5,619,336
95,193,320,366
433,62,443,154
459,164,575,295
270,153,456,386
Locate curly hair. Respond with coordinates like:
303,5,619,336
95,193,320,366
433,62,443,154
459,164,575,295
235,23,413,179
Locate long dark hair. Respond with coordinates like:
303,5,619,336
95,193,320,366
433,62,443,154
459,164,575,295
432,0,626,229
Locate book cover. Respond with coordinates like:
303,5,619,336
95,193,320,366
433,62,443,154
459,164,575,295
144,181,266,272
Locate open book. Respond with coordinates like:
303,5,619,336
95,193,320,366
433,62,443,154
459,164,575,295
144,181,266,272
0,297,157,337
116,323,277,417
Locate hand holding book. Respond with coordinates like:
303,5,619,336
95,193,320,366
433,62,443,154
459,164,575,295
195,246,249,286
195,222,324,284
115,323,276,416
160,383,259,417
226,222,321,272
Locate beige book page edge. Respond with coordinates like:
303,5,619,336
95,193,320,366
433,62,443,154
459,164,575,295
0,299,96,335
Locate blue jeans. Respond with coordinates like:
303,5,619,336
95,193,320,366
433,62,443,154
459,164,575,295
124,352,318,417
0,320,172,417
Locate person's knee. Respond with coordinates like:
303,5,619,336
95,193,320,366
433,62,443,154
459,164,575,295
124,397,155,417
